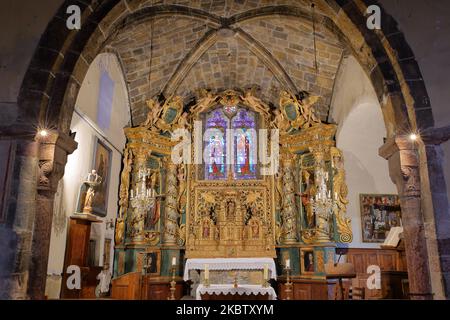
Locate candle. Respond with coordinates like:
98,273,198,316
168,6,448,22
263,264,268,280
335,192,338,200
328,190,331,198
131,189,134,198
172,257,176,266
286,259,290,269
204,264,209,280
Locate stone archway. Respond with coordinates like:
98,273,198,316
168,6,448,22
1,0,449,299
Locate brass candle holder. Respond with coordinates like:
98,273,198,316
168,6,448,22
284,267,293,300
168,266,176,300
262,271,270,288
233,271,239,288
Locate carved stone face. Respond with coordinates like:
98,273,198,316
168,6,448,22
401,165,420,196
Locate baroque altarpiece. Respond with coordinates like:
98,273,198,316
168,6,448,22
113,88,352,280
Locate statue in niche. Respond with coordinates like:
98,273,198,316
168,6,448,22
250,219,259,239
119,148,133,217
215,226,220,241
202,219,210,239
143,98,163,129
300,170,316,228
226,200,236,221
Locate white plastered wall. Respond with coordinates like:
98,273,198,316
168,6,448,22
330,55,398,249
45,53,130,299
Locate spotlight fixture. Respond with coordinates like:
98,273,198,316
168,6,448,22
39,129,48,137
409,133,418,141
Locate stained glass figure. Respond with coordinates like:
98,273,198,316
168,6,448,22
232,109,257,179
204,109,228,180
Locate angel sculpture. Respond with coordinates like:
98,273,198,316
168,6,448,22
176,112,191,131
143,98,163,129
299,93,320,128
240,87,270,115
271,109,290,133
191,89,218,114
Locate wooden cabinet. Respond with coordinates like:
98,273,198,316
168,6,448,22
61,215,102,299
278,278,334,300
111,273,184,300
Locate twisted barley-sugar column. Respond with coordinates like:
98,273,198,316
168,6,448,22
281,157,298,244
130,150,147,243
164,161,179,245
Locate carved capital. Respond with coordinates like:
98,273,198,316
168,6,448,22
36,131,78,193
379,136,420,198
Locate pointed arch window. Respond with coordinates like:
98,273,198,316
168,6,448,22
203,106,258,180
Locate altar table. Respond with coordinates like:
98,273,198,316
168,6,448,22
183,258,277,281
196,284,277,300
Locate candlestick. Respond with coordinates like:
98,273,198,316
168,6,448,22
204,264,209,287
168,266,176,300
263,264,269,288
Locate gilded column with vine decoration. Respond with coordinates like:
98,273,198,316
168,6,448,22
281,156,298,244
164,161,179,245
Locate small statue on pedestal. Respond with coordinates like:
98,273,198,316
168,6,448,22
82,170,102,214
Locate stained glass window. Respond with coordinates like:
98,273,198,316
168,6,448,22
232,109,257,179
204,107,258,180
204,109,228,180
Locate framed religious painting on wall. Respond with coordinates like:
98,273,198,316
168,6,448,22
103,238,112,267
142,250,161,276
91,137,112,217
360,194,402,243
300,248,315,275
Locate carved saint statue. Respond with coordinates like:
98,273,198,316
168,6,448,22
250,219,259,239
202,220,210,239
226,200,236,221
119,148,133,218
83,170,102,214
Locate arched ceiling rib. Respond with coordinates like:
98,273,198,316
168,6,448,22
107,3,346,124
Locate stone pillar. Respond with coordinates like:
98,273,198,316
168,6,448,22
380,137,433,300
280,157,297,244
0,139,39,300
27,131,77,300
164,161,179,245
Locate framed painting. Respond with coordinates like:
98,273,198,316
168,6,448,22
142,250,161,276
91,137,112,217
360,194,402,243
103,238,112,267
300,248,315,275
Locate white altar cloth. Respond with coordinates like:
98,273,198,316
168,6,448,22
196,284,277,300
183,258,277,281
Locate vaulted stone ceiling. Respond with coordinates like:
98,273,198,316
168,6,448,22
106,0,347,125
